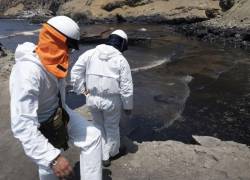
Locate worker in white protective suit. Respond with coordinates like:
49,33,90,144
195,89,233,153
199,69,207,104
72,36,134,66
71,29,133,167
9,16,102,180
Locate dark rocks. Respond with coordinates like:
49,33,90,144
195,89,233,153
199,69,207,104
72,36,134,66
0,43,7,58
47,0,62,14
102,0,152,12
0,45,14,80
126,0,152,7
219,0,235,11
79,26,111,44
196,29,208,38
0,0,66,20
241,33,250,41
175,22,250,50
123,15,208,25
1,0,220,25
79,26,152,47
102,1,125,12
70,10,93,24
205,9,220,18
116,14,127,23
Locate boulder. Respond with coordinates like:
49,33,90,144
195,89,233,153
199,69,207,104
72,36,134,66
0,43,7,58
205,9,220,18
2,0,66,18
219,0,235,11
0,45,14,80
102,0,152,12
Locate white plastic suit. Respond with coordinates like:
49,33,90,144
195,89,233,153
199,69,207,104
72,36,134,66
71,43,133,161
9,42,102,180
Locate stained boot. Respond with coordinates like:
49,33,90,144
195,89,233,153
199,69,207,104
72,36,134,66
102,159,111,167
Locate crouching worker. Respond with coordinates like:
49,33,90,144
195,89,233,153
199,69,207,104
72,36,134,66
71,30,133,167
9,16,102,180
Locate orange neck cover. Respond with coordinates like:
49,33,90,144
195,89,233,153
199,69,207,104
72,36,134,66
36,23,69,79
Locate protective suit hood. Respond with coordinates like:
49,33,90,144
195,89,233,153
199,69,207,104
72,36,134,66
15,42,41,66
96,44,121,61
36,23,69,79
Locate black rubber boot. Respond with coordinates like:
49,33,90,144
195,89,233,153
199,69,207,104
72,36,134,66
102,159,111,167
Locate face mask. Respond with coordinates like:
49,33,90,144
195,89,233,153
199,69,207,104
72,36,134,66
67,37,79,50
106,34,128,52
36,23,69,79
69,48,76,54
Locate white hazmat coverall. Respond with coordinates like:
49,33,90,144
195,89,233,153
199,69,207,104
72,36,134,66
9,42,102,180
71,44,133,161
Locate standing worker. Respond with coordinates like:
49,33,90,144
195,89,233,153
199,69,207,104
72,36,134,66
9,16,102,180
71,29,133,167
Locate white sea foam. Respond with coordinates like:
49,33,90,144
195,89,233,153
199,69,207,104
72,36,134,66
131,58,170,73
138,28,147,32
0,29,39,39
0,35,8,39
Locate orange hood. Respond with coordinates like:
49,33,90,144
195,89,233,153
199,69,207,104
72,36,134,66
36,23,69,79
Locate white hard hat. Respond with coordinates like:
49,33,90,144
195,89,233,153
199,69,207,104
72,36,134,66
47,16,80,40
111,29,128,41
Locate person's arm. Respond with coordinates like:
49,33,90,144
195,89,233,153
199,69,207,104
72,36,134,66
70,50,93,95
9,64,60,168
120,57,133,113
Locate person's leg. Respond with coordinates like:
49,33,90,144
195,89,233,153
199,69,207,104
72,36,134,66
103,97,122,158
90,108,110,161
38,165,58,180
67,108,102,180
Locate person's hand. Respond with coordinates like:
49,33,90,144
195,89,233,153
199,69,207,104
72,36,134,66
83,89,90,97
124,110,132,116
51,155,73,179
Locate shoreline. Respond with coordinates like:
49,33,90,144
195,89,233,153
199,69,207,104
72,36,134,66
1,16,250,52
175,22,250,51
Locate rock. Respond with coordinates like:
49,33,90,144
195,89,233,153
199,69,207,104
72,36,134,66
205,9,220,18
79,26,112,43
0,0,220,24
196,28,208,38
126,0,152,7
0,43,7,58
219,0,235,11
242,33,250,41
116,14,127,23
3,3,25,17
102,0,152,12
2,0,65,19
172,0,250,50
78,26,153,47
102,1,126,12
108,138,250,180
0,48,14,80
192,135,222,147
70,10,93,24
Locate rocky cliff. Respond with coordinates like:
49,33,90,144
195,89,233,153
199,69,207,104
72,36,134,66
58,0,220,24
0,0,67,17
0,0,220,24
177,0,250,49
